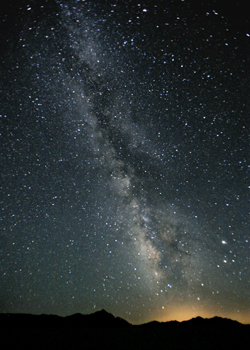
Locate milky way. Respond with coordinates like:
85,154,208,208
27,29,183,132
1,0,249,324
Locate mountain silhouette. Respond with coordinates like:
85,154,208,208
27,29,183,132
1,310,249,349
0,310,248,328
0,309,131,328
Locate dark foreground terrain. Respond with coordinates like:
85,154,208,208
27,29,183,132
1,310,249,349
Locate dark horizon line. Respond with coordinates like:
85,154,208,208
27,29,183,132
1,309,249,326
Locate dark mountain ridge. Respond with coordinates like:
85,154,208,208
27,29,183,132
1,310,249,350
1,309,248,328
0,309,131,328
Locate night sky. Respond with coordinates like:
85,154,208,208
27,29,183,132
1,0,249,325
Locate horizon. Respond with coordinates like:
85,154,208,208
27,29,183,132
2,308,249,348
2,308,250,326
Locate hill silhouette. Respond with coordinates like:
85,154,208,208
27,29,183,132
1,310,249,349
0,309,131,328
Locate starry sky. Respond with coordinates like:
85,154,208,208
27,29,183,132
1,0,249,325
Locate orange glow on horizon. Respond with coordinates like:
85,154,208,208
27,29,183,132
153,306,250,325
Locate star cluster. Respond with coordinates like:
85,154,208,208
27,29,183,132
0,0,249,324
